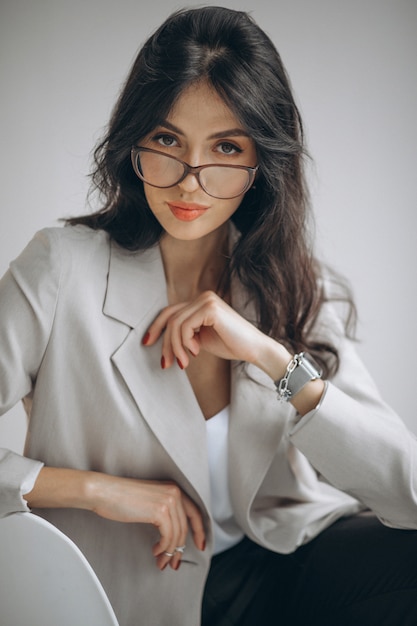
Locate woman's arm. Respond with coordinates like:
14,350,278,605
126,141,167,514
24,466,206,570
0,231,205,570
143,290,417,529
0,231,61,516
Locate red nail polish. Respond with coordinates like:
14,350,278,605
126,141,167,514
142,331,150,345
174,561,181,571
161,356,166,369
202,540,206,551
176,358,184,370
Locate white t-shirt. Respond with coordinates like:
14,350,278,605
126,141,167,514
206,406,244,554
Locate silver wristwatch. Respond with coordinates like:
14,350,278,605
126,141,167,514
275,352,322,401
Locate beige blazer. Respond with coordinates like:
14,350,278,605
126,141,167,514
1,225,416,626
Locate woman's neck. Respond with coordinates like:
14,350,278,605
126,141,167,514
159,224,230,304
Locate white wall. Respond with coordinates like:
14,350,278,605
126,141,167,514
1,0,416,452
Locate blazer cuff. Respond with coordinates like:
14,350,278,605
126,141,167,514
0,449,44,516
289,381,329,434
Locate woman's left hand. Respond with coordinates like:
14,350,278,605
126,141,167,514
143,290,290,374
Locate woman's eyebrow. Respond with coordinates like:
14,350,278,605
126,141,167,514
207,129,250,140
158,120,185,135
158,120,249,140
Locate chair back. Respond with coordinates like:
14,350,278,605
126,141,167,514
0,512,119,626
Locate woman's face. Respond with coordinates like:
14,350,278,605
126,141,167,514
139,81,257,243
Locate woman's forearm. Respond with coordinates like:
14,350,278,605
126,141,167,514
23,466,96,511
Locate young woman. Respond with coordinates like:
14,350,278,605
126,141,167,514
1,6,416,625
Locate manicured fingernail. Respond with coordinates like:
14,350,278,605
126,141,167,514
202,540,206,551
161,562,168,571
161,356,166,369
174,561,181,571
142,331,150,345
176,358,184,370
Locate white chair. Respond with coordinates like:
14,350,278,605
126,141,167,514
0,511,119,626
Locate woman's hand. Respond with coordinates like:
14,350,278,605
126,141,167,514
142,290,325,415
143,290,291,375
90,474,205,570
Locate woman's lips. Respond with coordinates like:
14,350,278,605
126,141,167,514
167,202,209,222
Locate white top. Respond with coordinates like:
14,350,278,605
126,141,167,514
206,406,244,554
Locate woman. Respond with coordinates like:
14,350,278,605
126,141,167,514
0,6,416,625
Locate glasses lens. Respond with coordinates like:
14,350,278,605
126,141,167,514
136,150,184,188
199,166,251,199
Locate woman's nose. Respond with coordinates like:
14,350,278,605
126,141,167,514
177,171,201,194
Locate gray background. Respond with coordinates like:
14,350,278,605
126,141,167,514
1,0,416,452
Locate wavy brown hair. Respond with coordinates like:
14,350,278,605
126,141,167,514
67,6,355,377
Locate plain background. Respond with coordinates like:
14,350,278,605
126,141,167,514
1,0,416,453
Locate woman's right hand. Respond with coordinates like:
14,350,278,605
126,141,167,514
89,473,206,570
24,467,206,571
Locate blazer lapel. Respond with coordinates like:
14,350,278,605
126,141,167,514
228,364,292,521
103,241,211,511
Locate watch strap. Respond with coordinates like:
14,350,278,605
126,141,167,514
275,352,322,401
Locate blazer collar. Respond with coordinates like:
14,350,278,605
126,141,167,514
103,242,166,329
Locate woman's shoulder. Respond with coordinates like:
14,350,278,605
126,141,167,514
32,224,110,260
10,225,112,286
39,223,110,250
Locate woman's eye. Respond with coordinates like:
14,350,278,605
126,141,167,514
217,142,242,155
154,134,177,147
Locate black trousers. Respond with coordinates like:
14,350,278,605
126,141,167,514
202,513,417,626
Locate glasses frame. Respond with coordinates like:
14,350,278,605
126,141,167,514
131,146,258,199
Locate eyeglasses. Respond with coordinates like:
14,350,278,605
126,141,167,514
131,147,258,200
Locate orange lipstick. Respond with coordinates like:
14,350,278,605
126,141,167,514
167,201,209,222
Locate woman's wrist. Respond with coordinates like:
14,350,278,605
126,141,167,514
253,335,292,381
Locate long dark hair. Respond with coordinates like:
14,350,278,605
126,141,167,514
67,6,355,376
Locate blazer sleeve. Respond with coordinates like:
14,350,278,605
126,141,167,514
289,301,417,529
0,229,61,515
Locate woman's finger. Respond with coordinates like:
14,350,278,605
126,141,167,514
183,495,206,552
143,303,187,346
166,496,190,571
